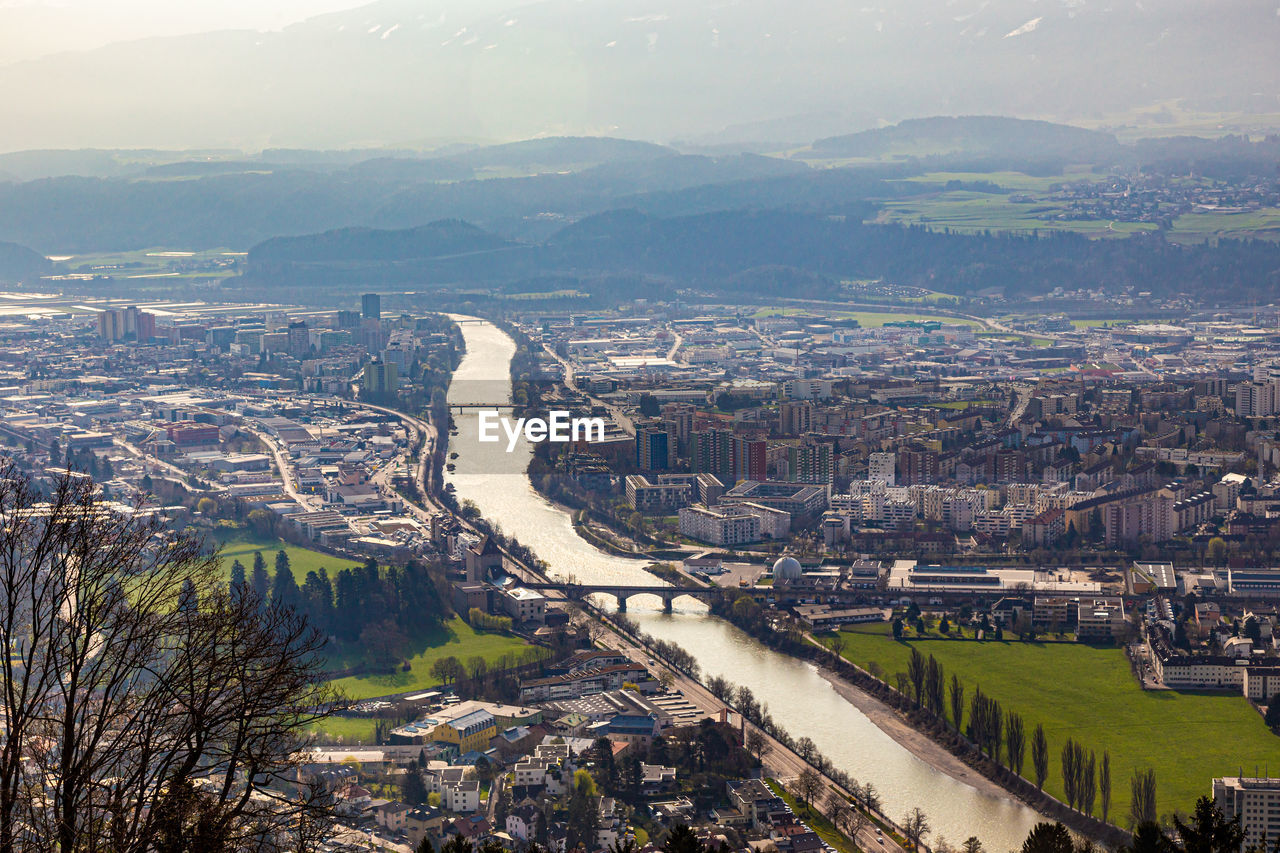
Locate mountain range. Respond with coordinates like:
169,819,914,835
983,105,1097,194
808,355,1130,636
0,0,1277,150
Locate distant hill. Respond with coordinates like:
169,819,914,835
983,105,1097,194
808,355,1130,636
248,219,513,265
240,204,1280,308
811,116,1122,161
447,137,676,170
0,241,52,282
341,158,475,183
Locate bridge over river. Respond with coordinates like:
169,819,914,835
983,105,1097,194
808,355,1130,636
519,581,719,612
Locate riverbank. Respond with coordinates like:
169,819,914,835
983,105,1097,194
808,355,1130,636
804,638,1130,847
814,663,1014,803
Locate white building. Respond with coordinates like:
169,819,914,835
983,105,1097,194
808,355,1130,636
678,504,761,546
498,586,547,624
868,452,896,486
444,780,480,813
1214,777,1280,849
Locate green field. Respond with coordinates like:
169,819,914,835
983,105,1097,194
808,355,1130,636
873,192,1159,238
212,530,365,583
899,171,1092,191
209,532,541,703
752,307,983,329
60,247,244,279
824,623,1280,821
311,715,381,746
1169,209,1280,242
869,176,1280,243
329,616,541,700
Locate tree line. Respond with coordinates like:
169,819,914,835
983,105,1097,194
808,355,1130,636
890,645,1146,830
229,550,449,670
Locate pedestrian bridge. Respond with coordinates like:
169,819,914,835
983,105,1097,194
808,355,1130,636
519,581,720,613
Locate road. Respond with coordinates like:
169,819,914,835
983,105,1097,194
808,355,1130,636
229,390,895,851
242,427,321,510
487,772,505,823
665,329,684,362
113,436,226,492
542,343,635,437
351,401,442,515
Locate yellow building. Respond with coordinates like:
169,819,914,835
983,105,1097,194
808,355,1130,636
431,709,497,753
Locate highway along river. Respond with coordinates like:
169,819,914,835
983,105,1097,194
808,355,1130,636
443,316,1041,851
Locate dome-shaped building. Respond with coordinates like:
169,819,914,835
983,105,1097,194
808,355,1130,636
772,555,803,582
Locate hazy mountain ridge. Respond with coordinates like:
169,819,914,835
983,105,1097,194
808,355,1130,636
0,148,821,253
0,241,53,283
0,0,1275,150
2,117,1277,254
248,219,512,264
236,206,1280,307
811,116,1123,161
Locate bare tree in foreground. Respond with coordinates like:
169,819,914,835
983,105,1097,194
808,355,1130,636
0,465,334,853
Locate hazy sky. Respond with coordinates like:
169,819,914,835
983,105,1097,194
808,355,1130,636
0,0,369,62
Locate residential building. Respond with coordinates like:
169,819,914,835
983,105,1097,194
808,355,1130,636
1214,777,1280,849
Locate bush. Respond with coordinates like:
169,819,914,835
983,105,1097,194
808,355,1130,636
468,608,513,633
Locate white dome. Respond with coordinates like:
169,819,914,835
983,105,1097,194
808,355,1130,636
773,556,803,580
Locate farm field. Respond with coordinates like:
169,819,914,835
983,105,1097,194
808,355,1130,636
872,191,1158,238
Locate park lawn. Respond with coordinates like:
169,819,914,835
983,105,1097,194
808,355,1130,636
766,780,862,853
328,616,543,700
310,715,381,747
212,531,364,584
824,624,1280,822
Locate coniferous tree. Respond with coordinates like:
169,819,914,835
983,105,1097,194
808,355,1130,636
949,674,965,731
1005,711,1025,776
1020,822,1073,853
1100,752,1112,824
272,562,300,610
229,560,247,597
250,552,270,601
1031,724,1049,791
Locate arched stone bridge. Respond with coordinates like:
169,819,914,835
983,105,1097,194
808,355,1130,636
519,582,721,613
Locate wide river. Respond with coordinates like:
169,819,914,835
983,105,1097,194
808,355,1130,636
444,317,1041,851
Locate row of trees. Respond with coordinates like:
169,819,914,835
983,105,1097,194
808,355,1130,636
881,646,1152,830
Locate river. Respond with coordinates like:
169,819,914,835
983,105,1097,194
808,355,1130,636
443,317,1041,852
